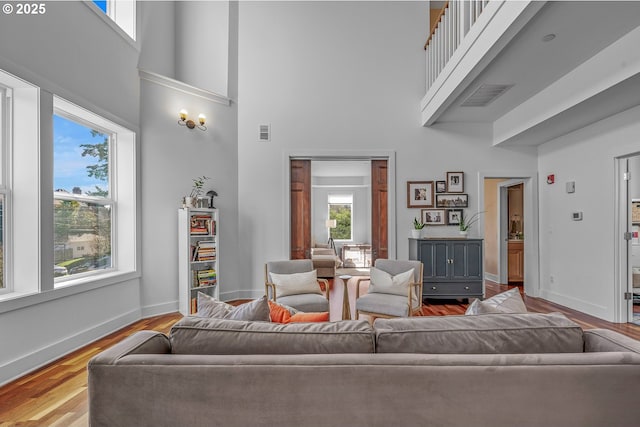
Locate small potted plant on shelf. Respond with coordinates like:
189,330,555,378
458,211,484,237
184,176,210,208
412,217,425,238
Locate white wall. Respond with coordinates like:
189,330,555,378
176,0,229,96
538,104,640,322
138,79,239,311
236,1,538,296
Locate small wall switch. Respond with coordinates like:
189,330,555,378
572,211,583,221
566,181,575,193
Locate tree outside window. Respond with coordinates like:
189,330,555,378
328,194,353,241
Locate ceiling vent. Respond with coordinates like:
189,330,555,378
259,124,271,141
460,84,513,107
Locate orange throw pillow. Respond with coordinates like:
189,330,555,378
288,312,329,323
268,300,291,323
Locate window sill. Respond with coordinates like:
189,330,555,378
0,270,140,315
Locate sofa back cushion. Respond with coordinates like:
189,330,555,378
374,313,584,354
170,317,375,355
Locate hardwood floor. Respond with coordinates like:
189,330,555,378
0,313,182,427
2,282,640,426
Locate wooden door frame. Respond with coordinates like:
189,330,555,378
284,150,397,261
497,179,526,284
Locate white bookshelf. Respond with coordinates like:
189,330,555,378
178,208,219,315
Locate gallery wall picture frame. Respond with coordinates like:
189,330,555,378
436,180,447,193
446,171,464,193
436,193,468,208
407,181,434,208
421,209,447,225
447,209,463,225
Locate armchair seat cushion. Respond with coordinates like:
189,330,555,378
277,293,329,313
356,293,419,318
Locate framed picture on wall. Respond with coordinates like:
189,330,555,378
446,171,464,193
436,193,468,208
436,180,447,193
447,209,463,225
407,181,434,208
421,209,447,225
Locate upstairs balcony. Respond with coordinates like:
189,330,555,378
420,1,640,147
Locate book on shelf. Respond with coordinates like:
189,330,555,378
193,268,217,287
191,240,217,261
190,214,212,235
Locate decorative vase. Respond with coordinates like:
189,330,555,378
459,230,468,237
184,196,194,208
411,229,422,238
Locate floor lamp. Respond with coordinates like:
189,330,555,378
326,219,337,250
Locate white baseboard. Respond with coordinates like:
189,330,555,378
484,273,500,283
220,289,262,302
538,289,612,322
0,308,140,387
141,300,179,318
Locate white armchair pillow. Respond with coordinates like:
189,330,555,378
369,267,417,305
269,270,322,298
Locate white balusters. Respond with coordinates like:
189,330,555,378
425,0,489,90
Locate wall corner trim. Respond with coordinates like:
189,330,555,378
138,69,231,106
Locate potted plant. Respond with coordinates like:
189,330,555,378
185,176,210,207
458,211,484,236
412,217,425,238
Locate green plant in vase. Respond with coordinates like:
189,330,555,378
412,217,425,238
185,176,210,207
459,211,484,236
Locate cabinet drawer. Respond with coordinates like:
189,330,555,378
423,282,483,297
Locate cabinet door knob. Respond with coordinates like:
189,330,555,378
464,286,470,290
432,286,437,290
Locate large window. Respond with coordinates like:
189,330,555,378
0,71,137,303
53,114,113,280
328,194,353,241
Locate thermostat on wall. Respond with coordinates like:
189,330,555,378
572,211,583,221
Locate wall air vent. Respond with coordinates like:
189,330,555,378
259,124,271,141
460,84,513,107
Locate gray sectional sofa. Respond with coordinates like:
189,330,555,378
88,313,640,427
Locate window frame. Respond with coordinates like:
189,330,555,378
85,0,138,46
53,101,118,286
0,87,9,294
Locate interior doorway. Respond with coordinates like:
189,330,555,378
289,156,392,267
480,173,538,298
618,155,640,325
499,181,525,285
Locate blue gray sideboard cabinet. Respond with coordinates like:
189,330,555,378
409,238,484,300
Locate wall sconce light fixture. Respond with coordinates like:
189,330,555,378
178,109,207,131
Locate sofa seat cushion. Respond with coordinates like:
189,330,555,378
170,316,375,355
276,293,329,313
356,293,418,317
374,313,584,354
